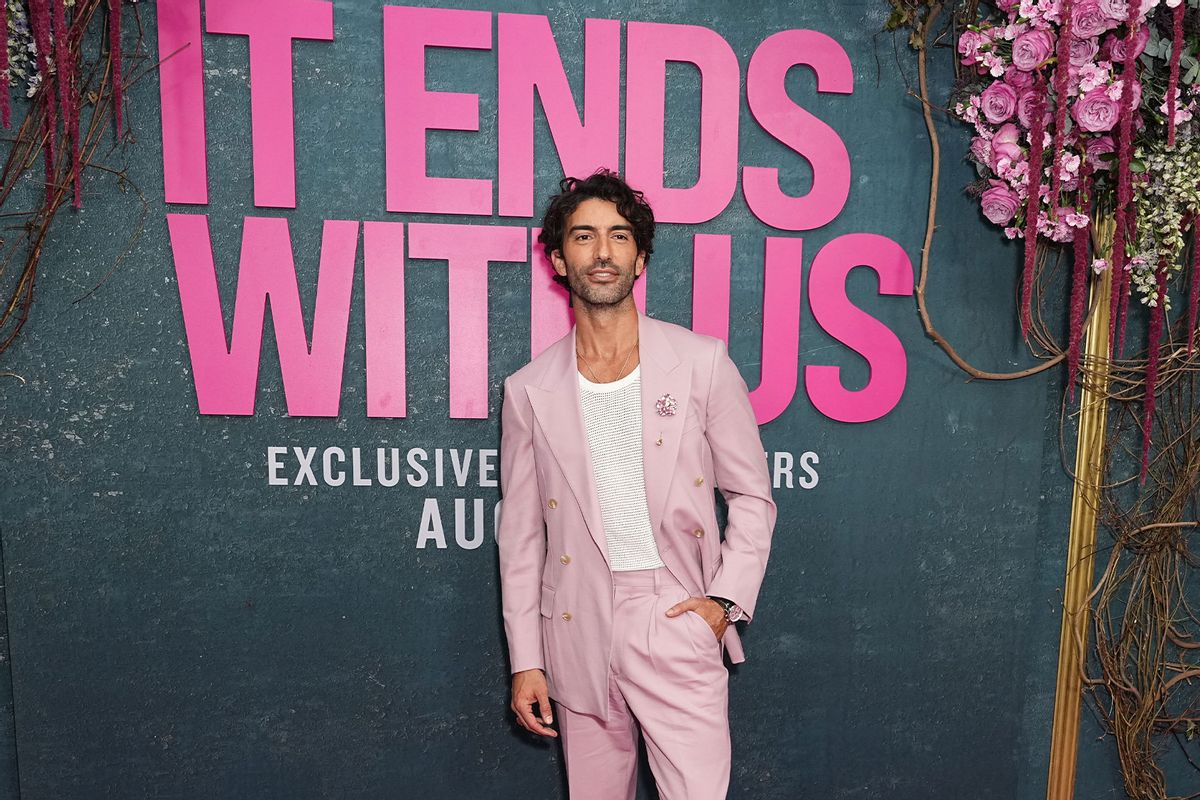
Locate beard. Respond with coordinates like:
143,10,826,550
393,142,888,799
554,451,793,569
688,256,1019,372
563,259,639,309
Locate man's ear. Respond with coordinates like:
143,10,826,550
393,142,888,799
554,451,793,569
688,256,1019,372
635,252,646,278
550,250,567,277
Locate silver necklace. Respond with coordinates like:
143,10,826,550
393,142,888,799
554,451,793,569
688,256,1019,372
577,338,638,384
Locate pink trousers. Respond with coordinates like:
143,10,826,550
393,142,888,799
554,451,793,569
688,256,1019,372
555,568,731,800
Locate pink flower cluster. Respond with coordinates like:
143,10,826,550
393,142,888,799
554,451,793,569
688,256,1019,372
955,0,1162,240
957,0,1194,478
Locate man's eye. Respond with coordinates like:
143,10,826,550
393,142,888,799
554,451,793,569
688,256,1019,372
613,233,629,240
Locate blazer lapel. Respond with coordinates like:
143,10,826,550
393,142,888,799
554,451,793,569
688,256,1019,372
522,315,693,571
637,315,692,550
524,329,608,564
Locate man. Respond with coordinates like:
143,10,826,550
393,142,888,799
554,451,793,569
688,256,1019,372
498,169,776,800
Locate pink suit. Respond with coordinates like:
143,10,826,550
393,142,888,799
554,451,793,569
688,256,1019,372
499,313,776,798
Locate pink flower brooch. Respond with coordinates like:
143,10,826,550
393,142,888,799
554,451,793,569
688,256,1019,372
655,393,678,417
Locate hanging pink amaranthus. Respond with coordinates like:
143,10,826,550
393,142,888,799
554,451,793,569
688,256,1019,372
1109,8,1141,358
52,0,68,126
51,0,80,207
109,0,121,135
1140,261,1169,483
1166,2,1185,147
1117,212,1137,357
1046,0,1074,214
53,0,82,209
28,0,57,193
1020,83,1048,338
0,2,10,129
1067,166,1093,403
70,82,80,206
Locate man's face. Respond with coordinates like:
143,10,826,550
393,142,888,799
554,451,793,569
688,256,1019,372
551,198,646,309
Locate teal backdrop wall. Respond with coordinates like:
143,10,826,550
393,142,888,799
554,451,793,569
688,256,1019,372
0,0,1167,798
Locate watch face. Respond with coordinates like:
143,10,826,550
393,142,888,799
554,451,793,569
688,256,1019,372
727,607,745,623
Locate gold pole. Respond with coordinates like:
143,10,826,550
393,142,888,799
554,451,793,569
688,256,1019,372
1046,217,1115,800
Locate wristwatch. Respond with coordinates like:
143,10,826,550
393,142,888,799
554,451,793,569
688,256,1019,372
707,595,744,623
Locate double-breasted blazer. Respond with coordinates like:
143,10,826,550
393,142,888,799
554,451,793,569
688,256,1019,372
498,313,777,718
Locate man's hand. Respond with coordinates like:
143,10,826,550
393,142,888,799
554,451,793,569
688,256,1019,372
665,597,728,641
510,669,558,737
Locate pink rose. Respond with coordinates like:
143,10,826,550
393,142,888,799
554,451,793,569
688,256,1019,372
1085,134,1115,169
970,135,993,165
1005,67,1035,90
1068,36,1101,66
990,122,1024,169
1099,0,1156,19
1012,29,1056,70
1072,86,1120,131
981,82,1019,123
1097,0,1130,20
981,180,1022,225
997,0,1021,12
1072,0,1119,39
1105,26,1150,62
959,30,985,64
1016,90,1052,129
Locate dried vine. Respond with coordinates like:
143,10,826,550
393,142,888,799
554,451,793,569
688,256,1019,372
904,0,1068,380
0,0,146,365
1086,378,1200,800
888,1,1200,797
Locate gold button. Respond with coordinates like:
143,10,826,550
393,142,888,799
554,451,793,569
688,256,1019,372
693,528,705,538
561,612,572,621
694,476,705,486
547,499,558,509
560,555,571,565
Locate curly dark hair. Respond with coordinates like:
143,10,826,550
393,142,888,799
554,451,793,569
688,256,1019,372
537,169,656,289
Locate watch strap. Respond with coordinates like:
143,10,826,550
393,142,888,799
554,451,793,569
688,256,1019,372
707,595,739,622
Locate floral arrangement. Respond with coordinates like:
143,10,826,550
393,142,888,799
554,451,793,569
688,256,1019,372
0,0,122,207
0,0,130,360
884,4,1200,795
954,0,1200,478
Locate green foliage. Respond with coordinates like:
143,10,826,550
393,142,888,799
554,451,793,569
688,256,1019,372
1129,138,1200,308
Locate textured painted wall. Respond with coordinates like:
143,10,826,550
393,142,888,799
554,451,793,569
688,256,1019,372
0,1,1138,798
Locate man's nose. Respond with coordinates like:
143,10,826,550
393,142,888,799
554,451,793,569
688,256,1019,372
595,235,611,260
